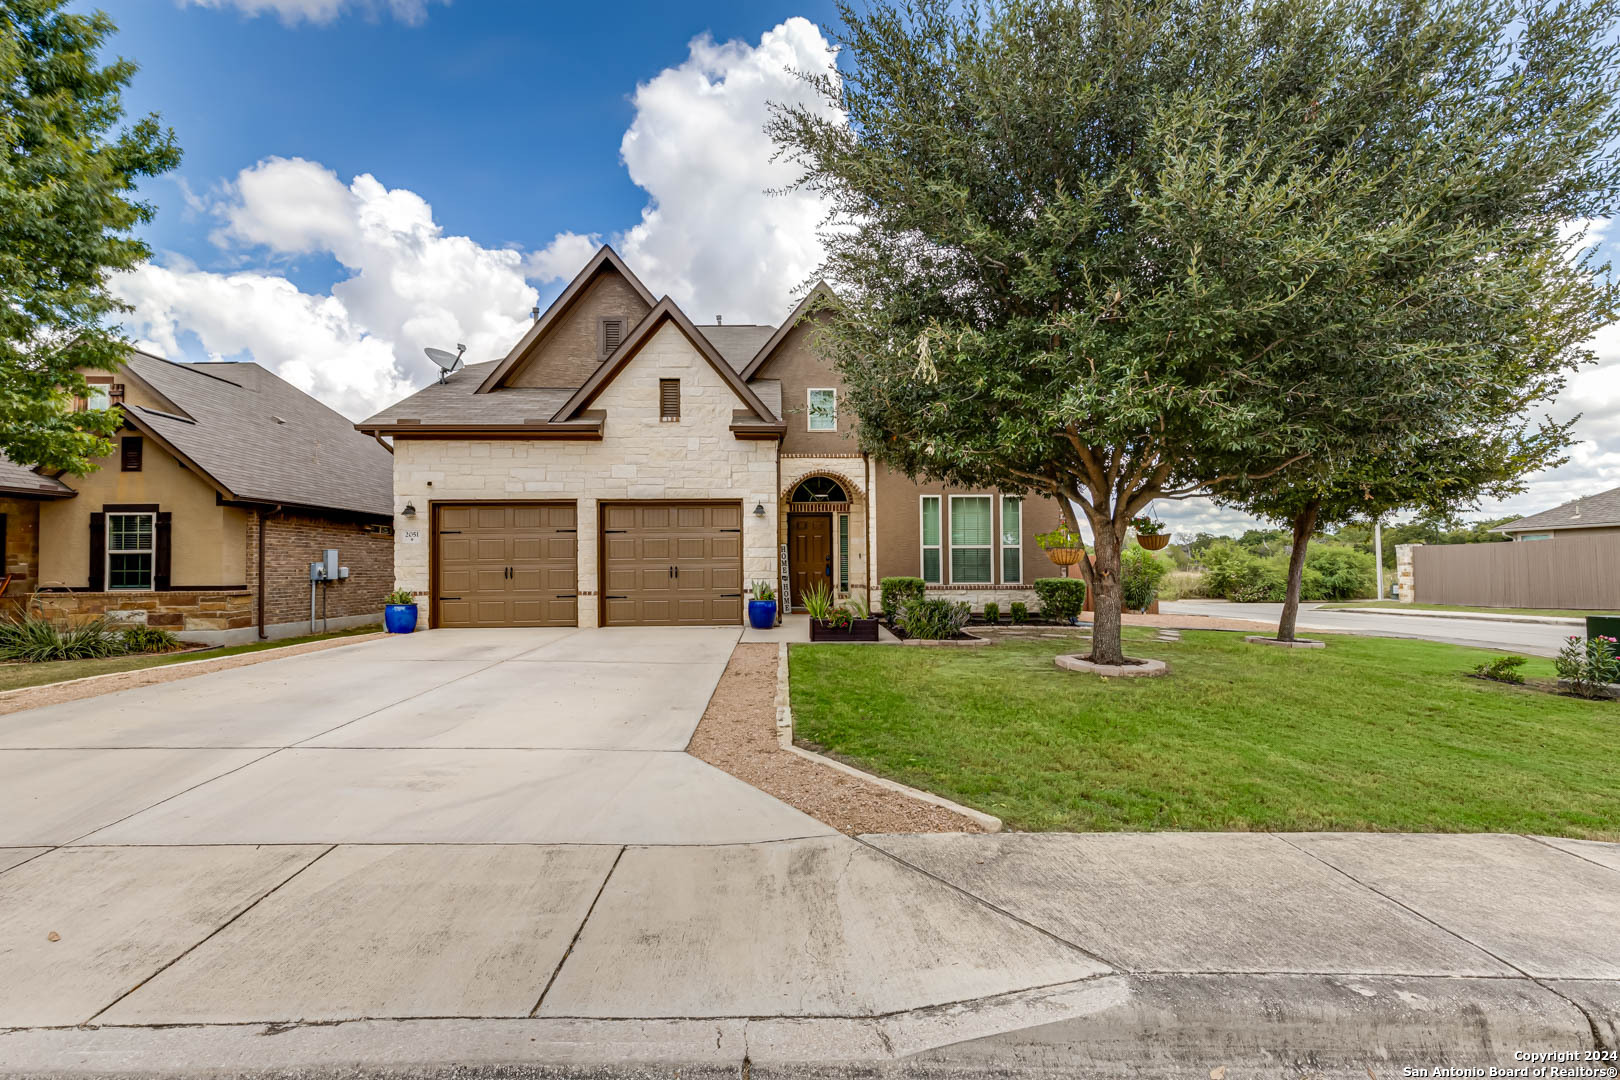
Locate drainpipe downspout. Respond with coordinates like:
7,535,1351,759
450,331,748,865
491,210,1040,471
256,505,282,639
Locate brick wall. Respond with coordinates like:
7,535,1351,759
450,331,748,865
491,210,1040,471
0,498,42,594
245,509,393,627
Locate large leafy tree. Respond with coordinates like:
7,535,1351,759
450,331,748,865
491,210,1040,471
770,0,1620,665
0,1,180,472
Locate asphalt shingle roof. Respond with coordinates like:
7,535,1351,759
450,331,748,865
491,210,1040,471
0,454,73,498
1498,485,1620,533
125,354,393,518
696,324,776,372
358,363,586,427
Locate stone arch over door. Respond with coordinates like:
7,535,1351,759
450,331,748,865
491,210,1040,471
780,467,868,606
780,469,864,508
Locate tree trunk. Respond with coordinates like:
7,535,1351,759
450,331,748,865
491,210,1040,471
1277,498,1319,643
1087,522,1128,665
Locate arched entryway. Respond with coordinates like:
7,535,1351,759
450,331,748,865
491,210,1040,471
782,470,864,610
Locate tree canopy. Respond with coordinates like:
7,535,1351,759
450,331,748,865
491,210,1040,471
770,0,1620,663
0,0,180,472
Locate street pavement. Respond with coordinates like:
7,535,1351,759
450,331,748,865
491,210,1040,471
1162,599,1579,656
0,627,1615,1077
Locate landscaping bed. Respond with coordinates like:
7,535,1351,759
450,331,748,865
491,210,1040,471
789,629,1617,838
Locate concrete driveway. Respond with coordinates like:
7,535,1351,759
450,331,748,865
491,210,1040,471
0,626,831,846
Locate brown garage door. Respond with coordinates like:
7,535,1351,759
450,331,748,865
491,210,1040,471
600,502,743,626
435,503,577,627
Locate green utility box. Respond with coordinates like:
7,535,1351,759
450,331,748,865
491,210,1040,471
1585,615,1620,640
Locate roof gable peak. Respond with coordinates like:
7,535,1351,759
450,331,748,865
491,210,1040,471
739,280,841,380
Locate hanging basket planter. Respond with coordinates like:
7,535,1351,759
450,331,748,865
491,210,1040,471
1045,547,1086,566
1137,533,1171,551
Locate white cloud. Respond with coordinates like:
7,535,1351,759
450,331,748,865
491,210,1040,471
610,18,842,323
524,232,603,283
178,0,445,26
116,157,536,419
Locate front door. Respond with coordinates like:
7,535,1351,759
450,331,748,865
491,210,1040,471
789,513,833,609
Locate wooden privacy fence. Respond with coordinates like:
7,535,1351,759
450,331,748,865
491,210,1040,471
1412,533,1620,610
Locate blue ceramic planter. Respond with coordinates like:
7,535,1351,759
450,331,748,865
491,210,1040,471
384,603,418,634
747,599,777,630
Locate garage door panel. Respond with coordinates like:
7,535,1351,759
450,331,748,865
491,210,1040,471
435,502,577,628
600,502,744,626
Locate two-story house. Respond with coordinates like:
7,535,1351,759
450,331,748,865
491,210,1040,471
357,246,1066,628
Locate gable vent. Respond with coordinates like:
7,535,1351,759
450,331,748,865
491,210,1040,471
660,379,680,422
602,317,625,355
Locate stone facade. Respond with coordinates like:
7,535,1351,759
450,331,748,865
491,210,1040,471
245,509,394,628
779,454,870,601
392,321,778,628
0,498,42,595
1395,543,1418,602
33,589,255,633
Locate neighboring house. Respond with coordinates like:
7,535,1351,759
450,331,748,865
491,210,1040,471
0,352,394,643
358,246,1067,628
1494,485,1620,541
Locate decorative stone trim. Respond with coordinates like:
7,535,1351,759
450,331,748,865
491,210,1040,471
1245,636,1326,649
899,633,992,647
774,643,1003,831
32,589,255,635
1395,543,1419,603
1054,654,1168,677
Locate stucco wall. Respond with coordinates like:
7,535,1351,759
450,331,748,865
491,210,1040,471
393,320,779,627
38,432,250,589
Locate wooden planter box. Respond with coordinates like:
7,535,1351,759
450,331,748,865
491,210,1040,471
810,618,880,642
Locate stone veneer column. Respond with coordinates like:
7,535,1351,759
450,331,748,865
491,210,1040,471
1395,543,1418,602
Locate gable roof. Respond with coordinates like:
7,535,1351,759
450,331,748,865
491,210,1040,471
739,281,840,380
1496,485,1620,534
0,453,74,499
119,353,393,518
698,324,777,372
475,245,656,394
549,297,781,428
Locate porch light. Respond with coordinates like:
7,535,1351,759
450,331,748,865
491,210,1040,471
753,502,765,517
402,503,417,517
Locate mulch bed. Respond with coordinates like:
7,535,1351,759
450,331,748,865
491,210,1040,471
686,643,984,835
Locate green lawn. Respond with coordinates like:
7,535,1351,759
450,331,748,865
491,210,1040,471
1318,600,1596,619
0,624,382,693
790,630,1618,838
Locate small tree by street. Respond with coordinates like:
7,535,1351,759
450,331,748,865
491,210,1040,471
0,1,180,472
770,0,1620,666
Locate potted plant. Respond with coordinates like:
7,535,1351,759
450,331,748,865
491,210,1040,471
806,583,880,642
747,580,778,630
1036,524,1086,565
383,588,418,634
1131,515,1171,550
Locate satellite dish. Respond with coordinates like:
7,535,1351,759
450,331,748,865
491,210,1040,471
425,344,466,383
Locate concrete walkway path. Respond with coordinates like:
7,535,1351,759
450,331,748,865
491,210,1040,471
0,629,1615,1076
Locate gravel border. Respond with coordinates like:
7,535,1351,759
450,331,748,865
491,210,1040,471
687,642,984,835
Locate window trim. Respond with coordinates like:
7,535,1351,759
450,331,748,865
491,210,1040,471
106,511,156,591
948,494,994,585
999,495,1023,584
919,495,942,585
806,387,837,432
659,378,680,422
1516,532,1553,541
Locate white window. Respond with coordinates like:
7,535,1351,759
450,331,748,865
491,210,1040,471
950,495,993,584
1517,532,1552,541
85,381,111,411
920,495,942,584
107,512,155,590
1000,496,1022,583
807,388,837,431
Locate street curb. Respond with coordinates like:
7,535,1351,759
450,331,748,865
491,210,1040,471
773,643,1003,833
0,973,1598,1078
1329,607,1585,626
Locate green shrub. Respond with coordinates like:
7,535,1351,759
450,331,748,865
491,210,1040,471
1121,547,1169,611
897,598,971,639
1555,634,1620,698
801,580,836,619
1009,601,1028,624
981,601,999,624
385,588,416,606
1300,546,1375,601
120,626,183,655
1032,577,1086,622
879,576,925,617
1231,570,1287,603
1159,570,1209,600
1472,655,1528,684
0,615,126,662
1202,541,1287,602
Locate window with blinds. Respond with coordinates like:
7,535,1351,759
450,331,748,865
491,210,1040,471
949,495,994,583
659,379,680,421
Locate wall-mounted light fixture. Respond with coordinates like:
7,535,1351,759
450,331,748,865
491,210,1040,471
752,502,766,517
402,503,417,517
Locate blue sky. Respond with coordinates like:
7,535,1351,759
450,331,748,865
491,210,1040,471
81,0,1619,535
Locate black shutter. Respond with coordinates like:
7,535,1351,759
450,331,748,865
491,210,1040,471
88,513,105,591
121,436,143,472
154,512,172,590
